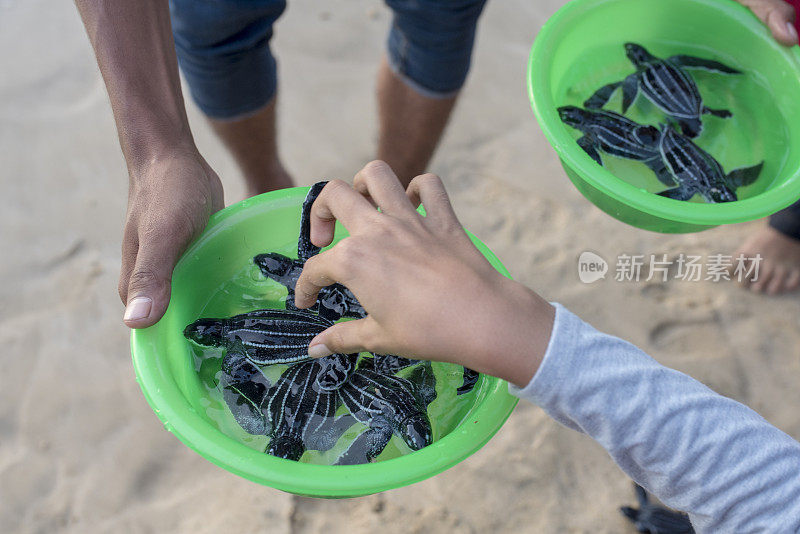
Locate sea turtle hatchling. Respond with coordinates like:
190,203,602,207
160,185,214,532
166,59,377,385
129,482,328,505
653,125,763,203
584,43,740,138
557,106,672,185
336,360,437,464
219,350,351,460
184,308,358,391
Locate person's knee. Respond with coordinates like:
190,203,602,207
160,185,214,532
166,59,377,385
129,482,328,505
170,0,286,55
169,0,287,119
385,0,488,95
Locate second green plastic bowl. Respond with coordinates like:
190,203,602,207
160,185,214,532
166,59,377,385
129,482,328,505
529,0,800,233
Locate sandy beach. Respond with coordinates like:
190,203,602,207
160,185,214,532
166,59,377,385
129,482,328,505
2,0,799,532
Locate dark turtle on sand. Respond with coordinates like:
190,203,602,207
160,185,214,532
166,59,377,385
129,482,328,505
219,350,350,460
584,43,740,138
620,484,695,534
336,360,437,464
653,125,763,203
557,106,671,184
184,308,357,391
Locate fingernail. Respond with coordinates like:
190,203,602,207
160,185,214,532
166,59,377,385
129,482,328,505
124,297,152,323
308,343,332,359
787,22,798,43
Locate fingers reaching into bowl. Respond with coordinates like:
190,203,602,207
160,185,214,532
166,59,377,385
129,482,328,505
736,0,798,46
295,161,555,387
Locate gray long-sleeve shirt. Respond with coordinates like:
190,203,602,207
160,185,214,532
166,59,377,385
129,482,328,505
511,304,800,532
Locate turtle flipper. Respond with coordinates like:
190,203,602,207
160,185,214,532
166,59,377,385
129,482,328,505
668,55,741,74
621,74,639,113
702,106,732,119
677,117,703,138
577,136,602,165
644,157,677,187
457,367,480,395
406,361,438,405
298,181,328,263
336,421,393,465
726,161,763,189
304,412,355,453
220,349,272,435
584,81,622,109
657,186,695,201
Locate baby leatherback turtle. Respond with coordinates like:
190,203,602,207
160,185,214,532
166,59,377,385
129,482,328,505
336,360,437,464
620,484,694,534
184,308,357,391
219,350,348,460
653,125,762,203
262,360,349,460
584,43,740,138
558,106,671,184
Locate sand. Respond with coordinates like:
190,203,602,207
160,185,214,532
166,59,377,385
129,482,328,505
1,0,799,532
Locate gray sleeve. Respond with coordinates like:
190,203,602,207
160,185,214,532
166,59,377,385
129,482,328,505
510,304,800,532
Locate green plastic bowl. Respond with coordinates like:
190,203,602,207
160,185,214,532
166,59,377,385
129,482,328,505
529,0,800,233
131,187,518,497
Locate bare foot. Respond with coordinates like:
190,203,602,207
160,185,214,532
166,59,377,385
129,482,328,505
734,0,797,46
735,226,800,295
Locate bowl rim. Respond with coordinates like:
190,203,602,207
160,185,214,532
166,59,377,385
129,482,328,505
131,187,519,497
528,0,800,226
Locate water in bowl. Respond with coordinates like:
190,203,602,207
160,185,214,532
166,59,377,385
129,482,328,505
558,41,790,201
186,256,478,465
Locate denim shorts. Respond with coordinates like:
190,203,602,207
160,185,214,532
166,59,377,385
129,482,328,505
170,0,487,119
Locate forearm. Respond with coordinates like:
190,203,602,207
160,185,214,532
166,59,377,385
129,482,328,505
75,0,194,173
514,304,800,532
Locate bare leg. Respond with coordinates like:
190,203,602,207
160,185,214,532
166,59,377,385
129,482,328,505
735,226,800,295
376,57,458,187
208,96,292,197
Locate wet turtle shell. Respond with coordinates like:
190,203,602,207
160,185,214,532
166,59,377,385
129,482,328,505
654,126,762,203
584,43,740,138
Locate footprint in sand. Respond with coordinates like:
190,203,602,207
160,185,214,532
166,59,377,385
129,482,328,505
648,317,728,355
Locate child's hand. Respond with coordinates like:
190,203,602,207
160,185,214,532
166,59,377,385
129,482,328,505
736,0,797,46
294,161,555,387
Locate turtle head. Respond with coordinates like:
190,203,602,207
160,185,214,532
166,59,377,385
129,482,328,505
708,185,738,203
398,413,433,451
183,318,226,347
268,434,305,461
253,253,299,283
558,106,591,128
624,43,654,66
